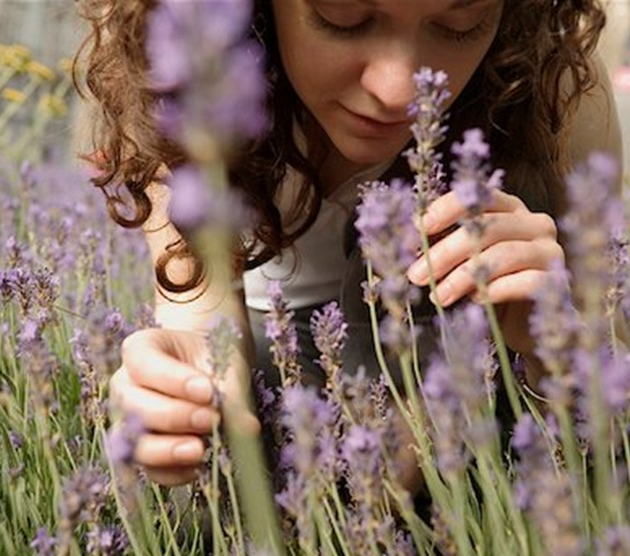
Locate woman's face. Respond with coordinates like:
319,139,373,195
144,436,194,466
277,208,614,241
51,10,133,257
271,0,504,168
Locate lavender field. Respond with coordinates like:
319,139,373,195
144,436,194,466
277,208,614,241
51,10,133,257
3,2,630,554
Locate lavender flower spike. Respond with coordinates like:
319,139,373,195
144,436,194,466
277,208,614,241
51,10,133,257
356,179,422,352
30,527,56,556
106,411,145,468
405,67,451,211
512,413,582,556
561,152,623,285
451,128,504,220
529,258,580,375
146,0,267,156
265,280,301,385
310,301,348,390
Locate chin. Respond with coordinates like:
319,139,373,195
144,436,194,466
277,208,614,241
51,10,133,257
334,137,409,167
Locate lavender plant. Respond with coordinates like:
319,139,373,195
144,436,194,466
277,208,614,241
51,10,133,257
4,1,630,554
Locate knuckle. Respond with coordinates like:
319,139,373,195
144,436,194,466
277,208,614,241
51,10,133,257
534,213,557,239
120,331,140,359
508,192,526,211
549,242,566,263
162,410,184,433
108,367,129,409
121,330,153,382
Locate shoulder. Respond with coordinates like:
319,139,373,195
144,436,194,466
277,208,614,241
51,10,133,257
564,52,624,183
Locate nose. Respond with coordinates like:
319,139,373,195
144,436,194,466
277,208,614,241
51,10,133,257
360,45,417,117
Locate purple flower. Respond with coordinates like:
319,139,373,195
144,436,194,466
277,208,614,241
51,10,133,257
17,324,58,412
9,430,22,450
355,179,422,352
59,466,110,529
607,231,630,319
276,386,339,550
451,128,504,219
341,424,384,499
167,165,214,230
147,0,252,90
512,413,582,556
265,280,301,385
572,348,630,431
146,0,267,151
205,314,242,384
356,180,421,279
106,411,145,468
309,301,348,389
405,67,451,212
252,369,277,428
168,163,256,233
280,386,337,478
20,317,41,344
30,527,56,556
529,258,580,375
86,524,129,555
423,304,497,475
597,525,630,556
561,152,624,317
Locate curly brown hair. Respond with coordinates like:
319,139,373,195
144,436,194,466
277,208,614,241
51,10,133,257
74,0,606,295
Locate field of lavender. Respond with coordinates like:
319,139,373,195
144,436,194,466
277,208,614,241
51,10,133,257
3,2,630,554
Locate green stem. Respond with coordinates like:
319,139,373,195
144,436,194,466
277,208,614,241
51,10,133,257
322,497,353,556
416,215,449,353
225,462,246,555
484,301,522,420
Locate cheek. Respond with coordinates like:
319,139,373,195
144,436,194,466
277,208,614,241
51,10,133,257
282,43,359,106
438,43,498,106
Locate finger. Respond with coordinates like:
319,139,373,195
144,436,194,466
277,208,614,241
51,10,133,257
476,269,551,305
135,433,206,467
144,465,200,487
422,190,527,235
109,366,132,409
428,240,562,307
408,212,558,285
118,382,220,434
121,330,214,404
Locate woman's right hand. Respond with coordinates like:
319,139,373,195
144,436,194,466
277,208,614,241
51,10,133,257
109,327,259,486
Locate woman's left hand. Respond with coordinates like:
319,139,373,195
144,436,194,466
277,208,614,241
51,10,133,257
406,190,565,356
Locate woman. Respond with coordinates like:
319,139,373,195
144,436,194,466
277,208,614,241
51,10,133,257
79,0,622,491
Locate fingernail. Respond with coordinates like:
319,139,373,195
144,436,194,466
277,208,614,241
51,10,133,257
185,376,213,403
173,441,203,462
430,282,453,306
190,408,215,431
422,212,437,234
408,260,428,284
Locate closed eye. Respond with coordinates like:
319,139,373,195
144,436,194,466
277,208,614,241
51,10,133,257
307,8,375,38
432,18,493,44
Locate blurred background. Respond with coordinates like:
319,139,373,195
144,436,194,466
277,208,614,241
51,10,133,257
0,0,629,170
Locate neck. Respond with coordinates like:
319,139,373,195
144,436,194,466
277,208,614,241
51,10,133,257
302,116,370,195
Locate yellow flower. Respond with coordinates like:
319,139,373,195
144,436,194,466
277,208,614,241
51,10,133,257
1,45,32,71
39,94,68,117
1,88,26,104
58,58,74,74
26,61,56,82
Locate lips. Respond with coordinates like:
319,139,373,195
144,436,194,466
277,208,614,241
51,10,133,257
349,109,408,126
342,106,410,137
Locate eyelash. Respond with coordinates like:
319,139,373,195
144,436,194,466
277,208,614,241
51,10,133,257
434,19,492,45
309,11,375,38
310,10,492,45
